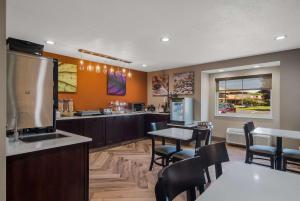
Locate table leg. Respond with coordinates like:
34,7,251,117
276,137,283,170
176,140,181,151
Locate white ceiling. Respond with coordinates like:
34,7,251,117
6,0,300,72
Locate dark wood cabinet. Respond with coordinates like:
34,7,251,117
123,115,135,141
7,143,89,201
136,115,145,138
56,119,84,136
105,116,124,145
56,114,162,148
84,118,106,148
123,115,145,140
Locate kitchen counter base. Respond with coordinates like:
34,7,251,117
7,141,89,201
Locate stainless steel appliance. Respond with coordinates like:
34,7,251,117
132,103,145,112
7,51,57,131
170,97,193,125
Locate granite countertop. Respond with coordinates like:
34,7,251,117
6,130,92,157
57,111,170,121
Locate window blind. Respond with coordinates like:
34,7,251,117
216,74,272,91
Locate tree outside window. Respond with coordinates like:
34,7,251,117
216,74,272,118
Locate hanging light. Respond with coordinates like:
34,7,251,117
127,68,132,78
95,64,101,73
121,68,127,77
109,65,115,73
116,66,121,76
103,64,108,74
87,63,94,72
79,54,85,71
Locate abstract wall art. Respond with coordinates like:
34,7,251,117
107,72,126,96
58,62,77,93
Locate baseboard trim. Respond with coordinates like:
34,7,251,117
89,137,146,153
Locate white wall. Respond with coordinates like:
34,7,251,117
207,67,280,140
147,67,202,120
147,49,300,149
200,72,209,121
0,0,6,200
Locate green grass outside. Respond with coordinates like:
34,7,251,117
235,105,271,111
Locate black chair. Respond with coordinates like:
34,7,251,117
149,122,178,171
282,148,300,172
155,156,206,201
171,128,211,182
172,128,211,162
198,142,229,180
243,122,277,169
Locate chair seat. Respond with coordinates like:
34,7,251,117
250,145,276,155
155,145,177,156
172,149,195,160
283,148,300,160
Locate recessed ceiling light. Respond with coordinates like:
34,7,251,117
142,64,147,67
275,35,287,41
218,69,224,72
254,65,260,68
45,40,55,45
161,37,170,42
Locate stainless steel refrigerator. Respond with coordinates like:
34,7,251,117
6,51,58,132
170,97,193,125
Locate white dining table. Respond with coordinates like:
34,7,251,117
196,162,300,201
252,127,300,169
253,127,300,140
148,127,194,150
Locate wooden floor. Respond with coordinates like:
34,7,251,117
89,139,248,201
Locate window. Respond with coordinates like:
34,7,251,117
216,74,272,118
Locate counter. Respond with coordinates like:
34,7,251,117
56,112,170,149
56,111,170,121
6,130,92,156
7,130,90,201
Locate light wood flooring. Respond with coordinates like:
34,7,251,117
89,139,300,201
89,139,247,201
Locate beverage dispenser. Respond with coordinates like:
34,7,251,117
170,97,193,125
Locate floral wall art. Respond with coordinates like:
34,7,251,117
152,74,169,96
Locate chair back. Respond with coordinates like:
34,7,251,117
198,142,229,179
243,122,254,150
150,122,168,145
151,122,168,131
248,121,255,132
192,128,211,154
155,156,206,201
197,122,213,144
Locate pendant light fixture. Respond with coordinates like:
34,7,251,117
109,65,115,73
79,54,85,71
122,68,127,77
103,64,108,74
95,64,101,73
127,70,132,78
127,67,132,78
87,62,94,72
77,49,133,77
116,65,121,76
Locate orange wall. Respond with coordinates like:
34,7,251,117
43,52,148,110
